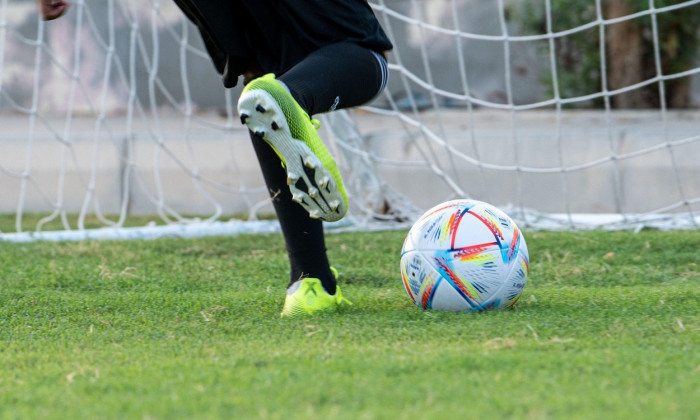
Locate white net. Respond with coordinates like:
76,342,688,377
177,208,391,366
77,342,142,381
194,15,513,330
1,0,699,241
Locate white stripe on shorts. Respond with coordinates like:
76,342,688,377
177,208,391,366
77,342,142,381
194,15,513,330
371,50,389,97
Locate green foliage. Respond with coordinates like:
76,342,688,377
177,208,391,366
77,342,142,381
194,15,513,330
1,230,699,419
512,0,700,108
516,1,601,106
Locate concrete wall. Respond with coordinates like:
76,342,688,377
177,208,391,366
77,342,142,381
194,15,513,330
2,110,698,216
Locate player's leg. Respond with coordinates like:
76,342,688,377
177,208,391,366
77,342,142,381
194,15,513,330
278,42,389,115
239,42,388,316
237,42,388,222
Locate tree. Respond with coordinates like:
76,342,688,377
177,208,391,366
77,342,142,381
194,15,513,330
513,0,700,108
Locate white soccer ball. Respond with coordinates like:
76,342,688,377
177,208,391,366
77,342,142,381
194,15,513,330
400,199,529,311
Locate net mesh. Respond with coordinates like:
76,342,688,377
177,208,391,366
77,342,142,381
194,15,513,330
1,0,699,241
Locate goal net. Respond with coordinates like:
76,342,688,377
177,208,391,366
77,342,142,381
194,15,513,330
2,0,699,241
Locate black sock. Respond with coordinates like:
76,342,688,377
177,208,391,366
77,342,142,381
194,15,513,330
248,130,336,294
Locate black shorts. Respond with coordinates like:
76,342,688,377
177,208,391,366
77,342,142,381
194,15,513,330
174,0,393,87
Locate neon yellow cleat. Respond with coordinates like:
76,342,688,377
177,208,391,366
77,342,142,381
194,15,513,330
238,74,348,222
280,270,352,317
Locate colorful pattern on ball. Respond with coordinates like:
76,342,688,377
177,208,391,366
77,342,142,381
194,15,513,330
400,199,529,312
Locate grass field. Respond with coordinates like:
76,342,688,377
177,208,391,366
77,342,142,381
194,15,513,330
1,229,699,419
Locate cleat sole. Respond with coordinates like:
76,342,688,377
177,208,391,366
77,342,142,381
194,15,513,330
238,88,347,221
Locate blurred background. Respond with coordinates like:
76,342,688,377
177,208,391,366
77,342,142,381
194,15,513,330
1,0,699,233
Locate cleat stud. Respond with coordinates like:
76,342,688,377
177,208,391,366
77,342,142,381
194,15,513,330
303,158,316,169
319,177,330,189
256,104,266,113
254,130,265,138
308,187,318,198
329,200,340,211
287,172,299,185
240,113,249,125
309,210,321,219
271,121,279,130
292,193,304,203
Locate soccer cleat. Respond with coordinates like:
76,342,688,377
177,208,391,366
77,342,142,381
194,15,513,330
238,74,348,222
280,269,352,317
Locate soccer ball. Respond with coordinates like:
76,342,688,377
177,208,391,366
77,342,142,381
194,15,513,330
400,199,529,311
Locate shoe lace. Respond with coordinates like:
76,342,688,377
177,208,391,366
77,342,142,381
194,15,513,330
335,287,353,306
337,295,353,306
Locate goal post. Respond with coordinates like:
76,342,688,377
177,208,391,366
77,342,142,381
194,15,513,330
1,0,699,241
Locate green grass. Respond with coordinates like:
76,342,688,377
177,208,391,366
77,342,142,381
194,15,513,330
1,230,699,419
